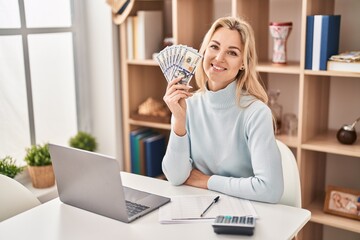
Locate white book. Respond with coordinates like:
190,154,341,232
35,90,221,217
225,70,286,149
126,16,134,60
312,15,322,70
327,61,360,73
136,11,163,60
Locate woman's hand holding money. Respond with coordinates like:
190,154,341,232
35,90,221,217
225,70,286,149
163,77,193,136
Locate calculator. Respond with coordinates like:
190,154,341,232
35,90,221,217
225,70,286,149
212,215,256,235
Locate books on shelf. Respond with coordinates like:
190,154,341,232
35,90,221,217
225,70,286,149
329,51,360,63
125,11,163,60
327,60,360,73
305,15,341,70
327,51,360,73
130,128,166,177
143,134,166,177
126,16,134,60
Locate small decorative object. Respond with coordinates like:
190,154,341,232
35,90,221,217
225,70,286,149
24,143,55,188
69,131,97,152
138,97,170,117
0,156,24,178
131,97,171,123
268,89,283,134
282,113,298,136
269,22,293,64
324,185,360,221
336,116,359,145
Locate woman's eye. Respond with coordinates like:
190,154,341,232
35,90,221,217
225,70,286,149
209,44,219,50
228,51,238,56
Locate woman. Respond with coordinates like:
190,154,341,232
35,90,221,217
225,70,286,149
162,16,284,203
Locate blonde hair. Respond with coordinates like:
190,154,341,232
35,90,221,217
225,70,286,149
195,16,268,105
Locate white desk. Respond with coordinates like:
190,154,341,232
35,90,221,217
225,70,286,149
0,172,310,240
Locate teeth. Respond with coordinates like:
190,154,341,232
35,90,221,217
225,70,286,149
212,64,225,70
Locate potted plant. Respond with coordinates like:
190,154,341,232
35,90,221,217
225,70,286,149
69,131,97,152
24,143,55,188
0,156,24,178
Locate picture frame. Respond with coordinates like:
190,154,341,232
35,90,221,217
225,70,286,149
324,185,360,221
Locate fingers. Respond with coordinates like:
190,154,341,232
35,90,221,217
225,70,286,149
164,77,193,103
166,77,193,92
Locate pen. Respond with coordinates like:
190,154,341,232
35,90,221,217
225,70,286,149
200,196,220,217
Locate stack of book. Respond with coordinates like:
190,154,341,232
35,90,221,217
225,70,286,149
125,11,163,60
305,15,341,70
327,51,360,73
130,128,166,177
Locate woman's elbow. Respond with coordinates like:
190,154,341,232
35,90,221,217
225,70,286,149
266,180,284,204
162,165,189,186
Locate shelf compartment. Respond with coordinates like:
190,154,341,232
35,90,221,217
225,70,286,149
307,199,360,234
302,130,360,157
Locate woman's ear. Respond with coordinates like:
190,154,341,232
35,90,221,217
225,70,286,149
240,65,245,70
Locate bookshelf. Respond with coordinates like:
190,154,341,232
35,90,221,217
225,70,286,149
114,0,360,239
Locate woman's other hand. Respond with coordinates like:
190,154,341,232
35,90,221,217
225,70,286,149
184,169,210,189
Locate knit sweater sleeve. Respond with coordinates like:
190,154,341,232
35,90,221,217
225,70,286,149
207,104,284,203
162,127,193,186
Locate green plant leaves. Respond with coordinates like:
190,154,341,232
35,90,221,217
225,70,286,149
0,156,24,178
69,131,97,152
24,143,51,166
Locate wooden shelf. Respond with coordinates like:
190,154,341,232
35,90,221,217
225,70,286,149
276,134,298,148
302,130,360,158
129,119,171,130
307,199,360,234
127,59,158,66
257,61,301,74
304,69,360,78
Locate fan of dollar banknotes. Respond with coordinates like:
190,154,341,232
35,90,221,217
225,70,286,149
155,45,202,85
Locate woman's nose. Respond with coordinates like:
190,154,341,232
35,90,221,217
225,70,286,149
215,51,226,62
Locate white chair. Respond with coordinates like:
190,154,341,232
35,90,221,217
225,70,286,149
276,140,302,208
0,174,41,221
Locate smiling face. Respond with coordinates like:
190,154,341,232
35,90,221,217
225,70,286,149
203,27,244,91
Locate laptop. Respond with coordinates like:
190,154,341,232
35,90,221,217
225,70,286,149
49,143,170,223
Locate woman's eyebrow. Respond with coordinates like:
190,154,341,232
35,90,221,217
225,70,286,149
210,40,241,52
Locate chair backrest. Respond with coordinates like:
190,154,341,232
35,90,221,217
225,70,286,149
0,174,41,221
276,140,302,208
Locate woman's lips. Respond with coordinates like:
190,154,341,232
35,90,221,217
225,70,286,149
211,63,226,71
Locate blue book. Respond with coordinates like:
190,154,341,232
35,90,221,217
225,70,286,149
312,15,323,70
133,131,154,174
319,15,341,70
311,15,341,70
144,134,166,177
305,16,314,69
130,128,152,173
139,133,157,175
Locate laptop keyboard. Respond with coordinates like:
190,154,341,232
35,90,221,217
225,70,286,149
126,201,150,218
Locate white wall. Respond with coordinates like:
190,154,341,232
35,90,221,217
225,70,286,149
83,1,117,158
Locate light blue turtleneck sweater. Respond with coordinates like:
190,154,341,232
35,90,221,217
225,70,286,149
162,81,284,203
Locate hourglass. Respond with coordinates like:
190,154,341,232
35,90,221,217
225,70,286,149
269,22,292,64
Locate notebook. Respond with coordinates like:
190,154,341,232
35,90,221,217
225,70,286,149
49,144,170,223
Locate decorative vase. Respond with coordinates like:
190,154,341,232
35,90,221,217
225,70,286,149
28,165,55,188
269,22,293,64
336,117,360,145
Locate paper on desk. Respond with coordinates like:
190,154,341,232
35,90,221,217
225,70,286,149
159,195,258,224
